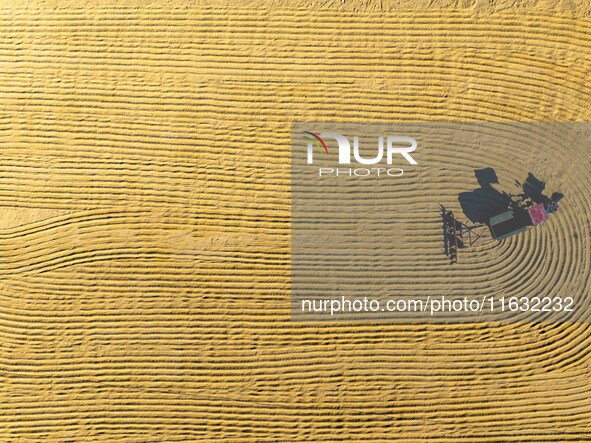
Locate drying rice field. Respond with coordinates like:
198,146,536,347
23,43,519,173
1,1,591,441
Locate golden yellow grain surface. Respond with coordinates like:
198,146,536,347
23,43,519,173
1,1,591,441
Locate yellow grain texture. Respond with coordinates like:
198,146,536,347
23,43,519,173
1,1,591,441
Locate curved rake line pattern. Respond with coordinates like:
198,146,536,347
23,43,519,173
0,4,591,443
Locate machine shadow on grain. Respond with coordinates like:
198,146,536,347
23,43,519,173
442,169,563,263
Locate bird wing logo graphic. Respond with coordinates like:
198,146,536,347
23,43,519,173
303,131,328,154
